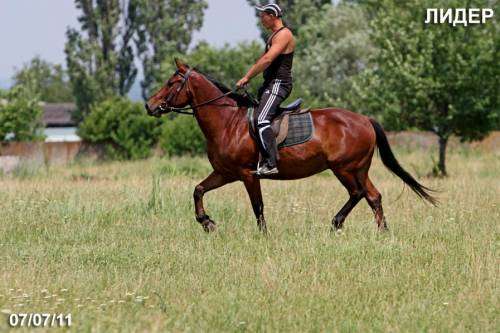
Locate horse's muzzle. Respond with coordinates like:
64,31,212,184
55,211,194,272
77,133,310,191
145,103,163,118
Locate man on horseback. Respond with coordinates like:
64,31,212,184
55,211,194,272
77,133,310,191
236,3,295,176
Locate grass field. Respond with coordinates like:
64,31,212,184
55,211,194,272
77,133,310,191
0,147,498,332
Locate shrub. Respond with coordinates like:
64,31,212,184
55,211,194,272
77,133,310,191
159,115,205,156
78,97,161,160
0,86,45,142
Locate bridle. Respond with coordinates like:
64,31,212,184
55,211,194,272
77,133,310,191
151,68,237,117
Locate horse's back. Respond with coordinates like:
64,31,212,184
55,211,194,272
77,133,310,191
310,107,372,127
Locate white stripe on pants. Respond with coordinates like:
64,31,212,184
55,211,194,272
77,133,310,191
258,79,281,123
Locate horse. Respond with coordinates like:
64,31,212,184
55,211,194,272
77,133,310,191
145,59,436,233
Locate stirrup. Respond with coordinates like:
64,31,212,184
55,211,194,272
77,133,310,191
251,160,278,176
256,166,278,176
250,159,262,175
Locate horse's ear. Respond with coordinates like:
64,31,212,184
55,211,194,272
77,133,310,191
174,58,189,71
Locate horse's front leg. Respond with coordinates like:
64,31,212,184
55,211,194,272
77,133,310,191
193,171,233,232
243,174,267,234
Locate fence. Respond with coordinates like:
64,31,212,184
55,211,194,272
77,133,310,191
0,132,498,173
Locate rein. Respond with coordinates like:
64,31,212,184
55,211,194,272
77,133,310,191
167,91,235,115
157,69,239,116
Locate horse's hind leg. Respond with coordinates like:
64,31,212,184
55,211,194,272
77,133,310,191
243,175,267,233
364,177,388,231
331,169,365,231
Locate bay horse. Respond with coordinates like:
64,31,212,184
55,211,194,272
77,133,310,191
145,59,436,233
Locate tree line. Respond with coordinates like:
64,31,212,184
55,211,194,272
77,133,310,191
1,0,498,175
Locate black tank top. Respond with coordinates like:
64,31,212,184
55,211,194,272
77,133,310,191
263,27,294,83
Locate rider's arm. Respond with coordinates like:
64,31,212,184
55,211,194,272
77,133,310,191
243,30,291,80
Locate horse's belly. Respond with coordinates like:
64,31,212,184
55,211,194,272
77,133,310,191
271,142,329,180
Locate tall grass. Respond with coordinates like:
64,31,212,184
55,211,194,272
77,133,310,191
0,150,498,332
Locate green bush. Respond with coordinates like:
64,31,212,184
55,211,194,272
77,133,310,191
77,97,161,160
159,115,205,156
0,86,45,142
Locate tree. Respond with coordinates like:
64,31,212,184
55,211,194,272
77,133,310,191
134,0,208,98
161,40,264,93
12,57,74,103
0,85,44,142
65,0,138,121
348,0,499,176
291,2,373,106
246,0,332,39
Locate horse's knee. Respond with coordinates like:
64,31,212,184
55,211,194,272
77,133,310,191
193,185,204,201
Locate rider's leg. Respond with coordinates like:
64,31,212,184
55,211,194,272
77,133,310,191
254,79,291,170
251,85,268,155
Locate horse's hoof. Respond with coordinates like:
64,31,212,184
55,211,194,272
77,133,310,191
202,220,217,233
258,226,268,235
330,224,343,234
333,228,344,236
378,225,389,232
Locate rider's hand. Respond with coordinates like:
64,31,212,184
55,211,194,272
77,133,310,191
236,76,250,89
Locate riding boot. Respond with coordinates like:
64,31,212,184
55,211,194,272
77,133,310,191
260,126,278,168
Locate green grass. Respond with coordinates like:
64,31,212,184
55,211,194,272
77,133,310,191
0,149,498,332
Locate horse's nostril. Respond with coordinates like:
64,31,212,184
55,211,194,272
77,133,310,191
144,103,150,112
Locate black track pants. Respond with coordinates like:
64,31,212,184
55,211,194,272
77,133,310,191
254,79,292,167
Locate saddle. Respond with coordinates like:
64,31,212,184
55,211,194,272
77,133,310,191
248,98,311,146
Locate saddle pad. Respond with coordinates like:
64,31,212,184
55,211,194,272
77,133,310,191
246,108,314,149
278,112,314,148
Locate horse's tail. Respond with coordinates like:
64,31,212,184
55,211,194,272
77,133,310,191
370,119,437,205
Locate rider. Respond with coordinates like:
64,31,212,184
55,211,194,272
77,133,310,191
236,3,295,176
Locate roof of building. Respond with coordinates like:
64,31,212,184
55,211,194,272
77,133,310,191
42,103,77,127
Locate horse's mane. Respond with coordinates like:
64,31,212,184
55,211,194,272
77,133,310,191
193,67,256,107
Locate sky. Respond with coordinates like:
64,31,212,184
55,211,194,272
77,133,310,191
0,0,261,88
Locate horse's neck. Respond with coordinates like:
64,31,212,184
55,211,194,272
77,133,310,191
192,81,245,143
